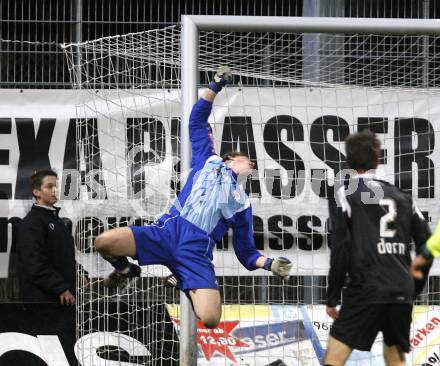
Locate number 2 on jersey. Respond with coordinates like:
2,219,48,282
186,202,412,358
379,198,397,238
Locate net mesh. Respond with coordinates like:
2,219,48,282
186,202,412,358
66,28,440,87
63,25,440,365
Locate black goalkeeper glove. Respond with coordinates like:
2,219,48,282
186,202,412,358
208,66,232,93
263,257,292,281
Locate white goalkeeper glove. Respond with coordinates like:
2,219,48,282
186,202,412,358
263,257,292,281
208,66,232,93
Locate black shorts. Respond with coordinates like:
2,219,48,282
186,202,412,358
330,303,412,352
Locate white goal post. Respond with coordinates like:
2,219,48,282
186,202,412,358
180,15,440,366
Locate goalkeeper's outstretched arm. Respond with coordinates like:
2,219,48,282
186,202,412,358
188,66,232,165
231,206,292,280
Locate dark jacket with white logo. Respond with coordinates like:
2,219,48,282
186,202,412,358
16,204,76,302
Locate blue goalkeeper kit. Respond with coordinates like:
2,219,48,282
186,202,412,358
131,98,262,291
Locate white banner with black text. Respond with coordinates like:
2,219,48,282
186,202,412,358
1,88,440,277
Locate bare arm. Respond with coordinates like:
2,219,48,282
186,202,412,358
201,88,218,102
255,256,266,268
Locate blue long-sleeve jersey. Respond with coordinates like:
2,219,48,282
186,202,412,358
165,98,262,271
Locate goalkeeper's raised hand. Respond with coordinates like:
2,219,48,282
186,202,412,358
263,257,292,280
208,66,232,93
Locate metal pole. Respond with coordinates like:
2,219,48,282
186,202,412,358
258,44,272,303
302,0,345,83
180,15,199,366
74,0,82,87
419,0,431,304
186,15,440,35
422,0,431,88
74,0,82,346
302,0,345,305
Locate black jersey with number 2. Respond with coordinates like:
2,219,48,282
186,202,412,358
326,174,431,307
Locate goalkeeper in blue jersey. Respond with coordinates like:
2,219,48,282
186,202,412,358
94,66,292,328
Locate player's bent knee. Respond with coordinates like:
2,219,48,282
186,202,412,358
196,308,221,329
190,288,222,329
95,231,116,253
94,233,106,252
95,228,136,257
200,314,221,329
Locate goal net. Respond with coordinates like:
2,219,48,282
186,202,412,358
63,23,440,366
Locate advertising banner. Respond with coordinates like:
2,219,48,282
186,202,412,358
0,302,177,366
2,303,438,365
1,88,440,277
167,304,440,366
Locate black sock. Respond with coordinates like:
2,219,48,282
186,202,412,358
102,254,129,272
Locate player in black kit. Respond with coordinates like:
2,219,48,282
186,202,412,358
323,130,431,366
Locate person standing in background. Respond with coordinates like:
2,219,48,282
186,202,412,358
16,170,83,304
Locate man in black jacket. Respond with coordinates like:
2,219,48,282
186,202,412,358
16,170,77,304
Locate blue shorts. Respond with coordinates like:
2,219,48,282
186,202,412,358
130,215,218,291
